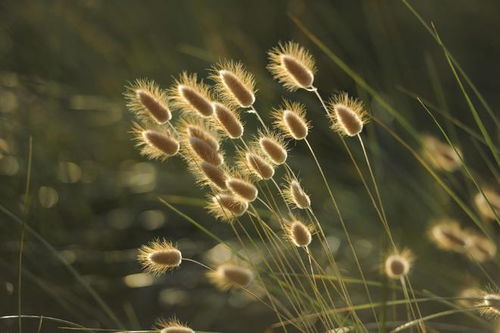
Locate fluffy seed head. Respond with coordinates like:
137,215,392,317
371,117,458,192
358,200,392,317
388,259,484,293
226,177,258,202
428,219,470,253
328,92,368,137
156,319,194,333
188,136,223,166
267,42,316,91
480,294,500,317
421,135,462,172
384,250,413,279
284,178,311,209
211,60,256,108
208,194,248,221
474,189,500,221
286,220,312,247
170,72,214,117
188,161,228,190
212,102,244,139
236,148,275,181
258,133,288,165
207,263,254,290
137,239,182,276
465,233,497,262
273,100,310,140
132,124,179,161
125,79,171,124
185,123,220,151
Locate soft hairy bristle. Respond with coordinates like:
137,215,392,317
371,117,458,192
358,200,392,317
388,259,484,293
273,100,309,140
384,250,412,279
207,263,254,290
156,318,194,333
169,72,214,117
287,220,312,247
200,161,228,190
212,102,244,139
481,294,500,317
243,152,275,180
328,92,367,137
258,134,288,165
188,136,223,166
186,124,220,151
267,42,316,91
125,79,171,124
428,219,469,253
226,177,258,202
132,124,179,161
208,194,248,221
421,135,462,172
210,60,255,108
465,233,497,262
285,179,311,209
137,239,182,276
474,189,500,221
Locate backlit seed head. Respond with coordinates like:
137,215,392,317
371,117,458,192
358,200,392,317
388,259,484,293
267,42,316,91
428,219,470,253
137,239,182,276
125,79,171,124
465,233,497,263
188,136,224,166
421,135,462,172
210,60,256,108
384,250,413,280
273,100,310,140
207,263,254,290
474,189,500,221
179,119,223,166
156,318,194,333
170,72,214,117
226,176,258,202
286,220,312,247
132,123,179,161
212,102,244,139
284,178,311,209
236,148,274,180
328,92,368,137
480,293,500,318
257,132,288,165
208,194,248,221
188,160,228,190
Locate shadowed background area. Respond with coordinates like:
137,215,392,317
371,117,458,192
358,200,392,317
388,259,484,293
0,0,499,332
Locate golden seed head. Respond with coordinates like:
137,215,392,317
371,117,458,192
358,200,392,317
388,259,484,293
137,239,182,276
207,263,254,290
258,134,288,165
170,72,214,117
188,136,223,166
328,92,368,137
156,319,194,333
200,161,228,190
273,100,310,140
384,250,413,279
208,194,249,221
226,176,258,202
211,60,256,108
186,124,220,151
421,134,462,172
125,79,171,124
481,294,500,317
238,149,274,180
267,42,316,91
428,219,470,253
474,189,500,221
132,124,179,161
287,220,312,247
465,233,497,263
284,179,311,209
212,102,244,139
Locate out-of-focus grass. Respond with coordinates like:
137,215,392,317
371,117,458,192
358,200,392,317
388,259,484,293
0,1,498,332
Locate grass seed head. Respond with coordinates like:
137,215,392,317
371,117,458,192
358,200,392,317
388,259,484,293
258,133,288,165
188,136,223,166
138,239,182,276
237,149,275,180
465,233,497,262
384,250,413,279
212,102,244,139
132,124,179,161
188,160,228,190
208,194,248,221
421,134,462,172
474,189,500,221
207,263,254,290
284,178,311,209
267,42,316,91
156,319,194,333
328,92,367,137
428,219,470,253
273,100,309,140
226,176,258,202
480,293,500,318
125,79,171,124
286,220,312,247
211,60,255,108
170,72,214,117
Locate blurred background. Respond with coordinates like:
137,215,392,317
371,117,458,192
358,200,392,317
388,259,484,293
0,0,499,332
